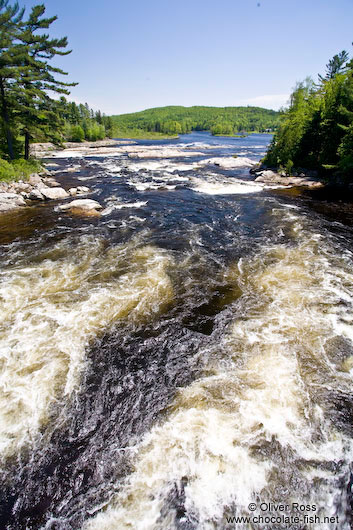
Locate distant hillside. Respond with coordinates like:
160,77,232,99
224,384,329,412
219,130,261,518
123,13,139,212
111,105,280,138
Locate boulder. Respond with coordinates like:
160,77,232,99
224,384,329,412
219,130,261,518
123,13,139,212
69,188,78,196
13,182,31,192
28,174,43,186
59,199,102,211
255,170,283,184
0,192,26,211
29,189,45,200
40,187,69,200
76,186,90,193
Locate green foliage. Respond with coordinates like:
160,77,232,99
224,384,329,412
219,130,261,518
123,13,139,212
0,1,77,159
57,97,111,142
85,123,105,141
337,123,353,177
263,48,353,181
111,105,280,138
0,0,111,161
68,124,84,142
285,159,294,176
210,121,234,136
0,157,41,181
112,128,178,140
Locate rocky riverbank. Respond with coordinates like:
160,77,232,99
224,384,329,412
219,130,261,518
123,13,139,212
29,139,130,158
251,166,324,188
0,173,92,213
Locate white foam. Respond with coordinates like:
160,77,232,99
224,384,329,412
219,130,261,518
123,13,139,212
198,156,257,169
101,200,148,215
128,180,177,192
85,209,353,529
0,239,174,458
191,178,263,195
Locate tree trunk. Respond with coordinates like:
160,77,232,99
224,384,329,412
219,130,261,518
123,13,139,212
0,76,14,160
24,131,30,160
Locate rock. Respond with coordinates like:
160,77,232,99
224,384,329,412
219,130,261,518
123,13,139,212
28,174,43,186
0,192,26,211
29,189,45,200
69,208,101,217
42,177,60,187
58,199,102,211
40,187,69,200
254,170,323,188
29,142,56,158
255,170,283,184
14,182,31,192
69,186,90,196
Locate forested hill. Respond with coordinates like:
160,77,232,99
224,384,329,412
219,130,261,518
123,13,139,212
110,105,280,137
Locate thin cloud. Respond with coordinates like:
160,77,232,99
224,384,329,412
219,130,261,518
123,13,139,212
237,94,290,110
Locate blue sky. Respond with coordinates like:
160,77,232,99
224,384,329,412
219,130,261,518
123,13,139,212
20,0,353,115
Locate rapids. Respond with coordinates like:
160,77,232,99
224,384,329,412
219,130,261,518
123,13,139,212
0,132,352,529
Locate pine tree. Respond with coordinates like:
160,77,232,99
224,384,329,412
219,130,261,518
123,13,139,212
0,0,25,159
0,1,76,159
16,4,77,158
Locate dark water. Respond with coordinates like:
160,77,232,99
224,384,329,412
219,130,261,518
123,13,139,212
0,132,353,529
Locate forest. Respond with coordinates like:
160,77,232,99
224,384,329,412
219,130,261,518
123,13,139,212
111,105,280,138
264,49,353,180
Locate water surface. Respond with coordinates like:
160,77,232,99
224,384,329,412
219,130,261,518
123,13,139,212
0,132,352,530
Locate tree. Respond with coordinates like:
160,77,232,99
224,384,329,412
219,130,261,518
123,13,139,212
0,0,25,159
69,124,84,142
16,3,77,158
263,47,353,181
318,50,349,83
0,1,76,159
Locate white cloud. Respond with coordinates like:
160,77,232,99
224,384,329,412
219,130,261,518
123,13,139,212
236,94,290,110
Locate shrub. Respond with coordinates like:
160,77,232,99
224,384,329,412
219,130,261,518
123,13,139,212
69,125,85,142
0,158,42,181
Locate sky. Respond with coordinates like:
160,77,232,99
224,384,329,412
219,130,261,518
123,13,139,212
19,0,353,115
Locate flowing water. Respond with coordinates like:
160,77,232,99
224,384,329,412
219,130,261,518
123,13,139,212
0,132,353,529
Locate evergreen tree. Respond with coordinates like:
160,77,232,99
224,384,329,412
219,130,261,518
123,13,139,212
0,1,76,159
16,3,77,158
0,0,25,158
318,50,349,83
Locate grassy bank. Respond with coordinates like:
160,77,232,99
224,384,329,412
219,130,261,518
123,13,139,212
0,159,42,182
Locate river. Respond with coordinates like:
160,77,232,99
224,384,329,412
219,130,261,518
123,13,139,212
0,132,353,529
